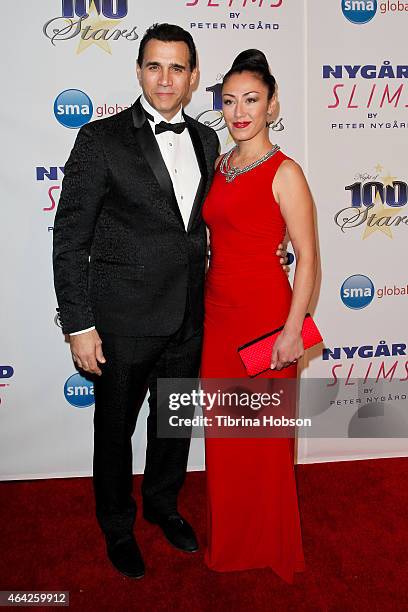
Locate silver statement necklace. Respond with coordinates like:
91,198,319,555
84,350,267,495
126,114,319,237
220,144,280,183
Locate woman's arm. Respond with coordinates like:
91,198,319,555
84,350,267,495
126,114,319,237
270,159,317,370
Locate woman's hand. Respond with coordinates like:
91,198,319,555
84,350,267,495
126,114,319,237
271,328,304,370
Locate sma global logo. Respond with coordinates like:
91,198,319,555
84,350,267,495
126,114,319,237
64,373,94,408
54,89,93,128
342,0,377,23
340,274,375,309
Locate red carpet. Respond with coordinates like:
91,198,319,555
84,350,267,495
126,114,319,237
1,458,407,611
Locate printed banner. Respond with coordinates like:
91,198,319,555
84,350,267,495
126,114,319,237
1,1,406,479
0,0,305,479
299,0,408,463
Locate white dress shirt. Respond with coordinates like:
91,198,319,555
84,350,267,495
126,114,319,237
140,95,201,229
70,96,201,336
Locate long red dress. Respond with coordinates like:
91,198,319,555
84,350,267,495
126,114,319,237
201,149,305,582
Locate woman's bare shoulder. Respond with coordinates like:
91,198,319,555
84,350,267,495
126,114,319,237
214,154,223,170
276,158,304,180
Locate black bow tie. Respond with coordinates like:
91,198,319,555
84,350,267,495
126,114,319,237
155,121,186,135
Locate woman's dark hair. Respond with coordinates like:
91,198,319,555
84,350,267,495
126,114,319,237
223,49,276,99
137,23,197,71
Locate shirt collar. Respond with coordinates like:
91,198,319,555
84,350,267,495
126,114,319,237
140,95,183,125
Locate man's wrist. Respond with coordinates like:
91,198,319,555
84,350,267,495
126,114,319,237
70,326,96,336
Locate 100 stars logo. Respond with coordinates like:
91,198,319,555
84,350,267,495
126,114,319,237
43,0,138,54
334,164,408,239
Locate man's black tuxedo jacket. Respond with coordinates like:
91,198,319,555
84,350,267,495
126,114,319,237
53,98,219,337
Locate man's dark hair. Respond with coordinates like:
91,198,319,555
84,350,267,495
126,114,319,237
137,23,197,71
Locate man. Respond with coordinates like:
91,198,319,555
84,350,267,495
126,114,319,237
53,23,286,579
54,23,218,579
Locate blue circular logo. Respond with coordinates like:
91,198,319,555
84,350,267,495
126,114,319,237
54,89,93,129
340,274,375,309
64,373,94,408
342,0,377,24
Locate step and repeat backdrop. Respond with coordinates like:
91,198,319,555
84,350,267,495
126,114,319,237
0,0,407,479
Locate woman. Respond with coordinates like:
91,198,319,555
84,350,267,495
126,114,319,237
201,50,317,582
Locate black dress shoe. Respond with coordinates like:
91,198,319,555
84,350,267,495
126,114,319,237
106,535,145,579
144,511,198,553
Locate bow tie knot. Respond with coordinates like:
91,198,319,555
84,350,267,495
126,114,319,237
155,121,186,135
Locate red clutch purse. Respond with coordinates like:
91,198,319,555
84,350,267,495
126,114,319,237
237,313,323,377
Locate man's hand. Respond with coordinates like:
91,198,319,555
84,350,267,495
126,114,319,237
70,329,106,376
276,242,289,275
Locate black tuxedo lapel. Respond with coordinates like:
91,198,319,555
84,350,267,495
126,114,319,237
184,114,209,233
131,99,184,228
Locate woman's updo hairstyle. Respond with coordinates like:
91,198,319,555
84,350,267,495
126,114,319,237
222,49,276,100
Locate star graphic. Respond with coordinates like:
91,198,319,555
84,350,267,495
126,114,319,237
74,1,121,55
375,163,383,173
362,193,401,239
381,173,397,187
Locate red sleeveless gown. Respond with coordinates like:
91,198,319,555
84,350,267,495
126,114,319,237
201,149,305,582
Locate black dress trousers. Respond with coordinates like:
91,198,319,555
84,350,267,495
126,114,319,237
92,298,202,543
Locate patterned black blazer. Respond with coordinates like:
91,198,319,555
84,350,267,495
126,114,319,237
53,97,219,336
